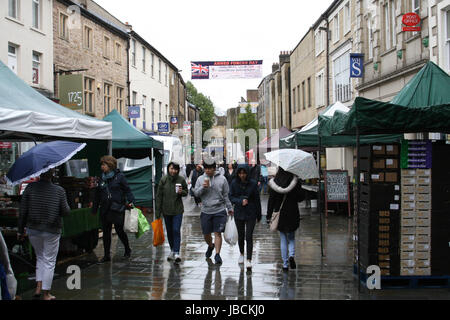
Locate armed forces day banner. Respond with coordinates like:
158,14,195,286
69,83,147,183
191,60,263,80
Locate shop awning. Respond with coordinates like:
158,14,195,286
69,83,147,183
0,61,111,141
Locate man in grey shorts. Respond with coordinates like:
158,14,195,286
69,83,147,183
192,160,233,264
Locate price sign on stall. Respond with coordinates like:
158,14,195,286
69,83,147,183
324,170,351,217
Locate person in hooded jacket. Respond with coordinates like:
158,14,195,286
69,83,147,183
229,165,261,270
155,162,188,263
92,156,135,264
266,167,305,270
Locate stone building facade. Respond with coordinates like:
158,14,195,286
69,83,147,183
53,0,129,119
428,0,450,73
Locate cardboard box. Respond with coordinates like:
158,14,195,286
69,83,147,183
386,144,399,155
415,243,430,251
416,226,431,235
402,169,416,176
378,247,390,254
379,261,390,268
403,194,416,201
401,217,416,227
401,235,415,243
402,202,416,210
372,159,385,169
417,177,431,185
379,232,390,239
416,169,431,176
415,235,431,243
415,259,430,268
400,267,415,276
402,177,417,185
401,242,415,250
416,210,431,219
401,259,415,268
385,172,398,183
378,210,390,217
414,251,430,260
416,217,431,227
379,225,390,232
371,172,385,183
416,185,431,193
415,193,431,202
401,210,415,219
381,269,391,276
379,218,390,225
379,239,390,247
400,251,415,260
416,201,431,210
401,226,416,235
414,267,431,276
401,185,415,193
386,158,398,169
372,145,385,155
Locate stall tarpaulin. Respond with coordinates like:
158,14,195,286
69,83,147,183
0,61,111,141
122,165,153,208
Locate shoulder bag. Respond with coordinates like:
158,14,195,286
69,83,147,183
269,195,286,232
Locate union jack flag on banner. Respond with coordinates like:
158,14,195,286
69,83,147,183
191,62,210,79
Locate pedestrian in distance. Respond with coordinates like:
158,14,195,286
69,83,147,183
267,167,305,271
249,159,261,190
155,162,188,263
17,169,70,300
224,162,237,186
192,160,234,265
188,164,204,206
92,156,135,264
229,164,261,271
260,163,269,195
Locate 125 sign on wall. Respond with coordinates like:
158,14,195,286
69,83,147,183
67,91,83,107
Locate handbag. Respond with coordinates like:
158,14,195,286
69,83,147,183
109,201,125,213
270,195,286,232
124,208,139,233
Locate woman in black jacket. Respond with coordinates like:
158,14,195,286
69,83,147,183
229,164,261,270
267,167,305,271
224,162,237,185
92,156,135,263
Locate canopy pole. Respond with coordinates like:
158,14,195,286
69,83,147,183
356,126,361,293
151,148,156,218
318,136,324,257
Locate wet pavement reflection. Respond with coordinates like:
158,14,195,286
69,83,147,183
21,195,450,300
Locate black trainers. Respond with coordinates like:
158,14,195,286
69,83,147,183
124,249,131,259
205,245,214,258
97,256,111,264
289,256,296,269
214,253,222,265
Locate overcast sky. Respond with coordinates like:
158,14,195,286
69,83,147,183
94,0,333,115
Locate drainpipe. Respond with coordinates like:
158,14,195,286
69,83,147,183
319,14,330,107
126,35,131,121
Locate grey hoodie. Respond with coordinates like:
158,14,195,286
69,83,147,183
192,171,233,214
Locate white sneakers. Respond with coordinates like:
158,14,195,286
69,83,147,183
167,252,174,261
174,254,181,263
238,255,245,264
246,260,252,270
238,255,253,270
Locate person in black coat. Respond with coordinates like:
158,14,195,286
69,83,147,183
224,162,237,185
229,164,261,270
92,156,135,263
267,167,305,271
188,164,204,206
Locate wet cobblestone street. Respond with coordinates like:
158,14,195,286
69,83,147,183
20,195,450,300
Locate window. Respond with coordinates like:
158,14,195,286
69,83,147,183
391,1,396,47
367,18,373,60
316,70,325,107
60,13,69,40
158,59,161,82
32,0,40,29
315,29,325,56
115,42,122,64
32,51,41,85
131,39,136,67
333,14,340,43
447,10,450,71
293,88,296,114
166,104,169,122
104,83,112,115
83,26,93,50
116,87,124,115
142,46,146,72
307,77,311,107
132,91,137,105
297,85,300,112
151,53,154,77
412,0,420,14
103,36,111,58
384,1,396,50
302,81,306,109
333,51,351,102
84,77,94,114
165,64,168,86
151,98,155,124
159,102,162,121
344,2,350,34
7,44,18,74
8,0,18,19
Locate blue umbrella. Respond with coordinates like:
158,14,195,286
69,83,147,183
6,140,86,186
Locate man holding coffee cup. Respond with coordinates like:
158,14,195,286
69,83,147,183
155,162,188,263
192,159,233,265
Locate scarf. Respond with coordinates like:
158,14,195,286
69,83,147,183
101,171,115,181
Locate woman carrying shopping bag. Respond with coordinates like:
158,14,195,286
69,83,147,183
229,165,261,271
155,162,188,263
92,156,135,264
267,167,305,271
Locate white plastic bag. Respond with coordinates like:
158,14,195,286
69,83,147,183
124,208,139,233
224,215,238,246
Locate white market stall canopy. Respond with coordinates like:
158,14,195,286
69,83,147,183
0,61,111,141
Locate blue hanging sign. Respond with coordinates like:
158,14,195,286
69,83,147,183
350,53,364,78
128,106,140,118
157,122,169,133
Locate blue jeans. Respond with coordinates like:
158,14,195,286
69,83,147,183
279,231,295,268
163,214,183,254
260,177,268,194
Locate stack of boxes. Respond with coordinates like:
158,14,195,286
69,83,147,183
358,144,401,276
400,168,432,276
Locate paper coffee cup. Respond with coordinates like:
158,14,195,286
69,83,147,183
176,183,182,193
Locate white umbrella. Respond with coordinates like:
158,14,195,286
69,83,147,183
264,149,319,179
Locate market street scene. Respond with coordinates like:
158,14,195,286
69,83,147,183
1,0,450,303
